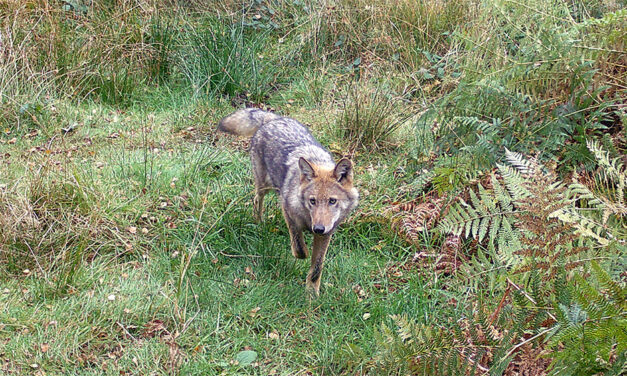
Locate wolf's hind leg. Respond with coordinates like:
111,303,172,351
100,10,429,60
251,157,269,222
253,188,268,222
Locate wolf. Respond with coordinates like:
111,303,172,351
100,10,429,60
217,108,359,295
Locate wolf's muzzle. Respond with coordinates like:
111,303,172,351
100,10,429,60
313,225,325,234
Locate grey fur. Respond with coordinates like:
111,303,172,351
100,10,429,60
217,108,359,295
218,108,280,137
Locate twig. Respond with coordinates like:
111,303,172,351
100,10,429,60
507,278,557,321
488,284,511,327
116,321,138,342
219,251,281,259
502,327,553,361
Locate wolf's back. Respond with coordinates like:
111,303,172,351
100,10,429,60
217,108,280,137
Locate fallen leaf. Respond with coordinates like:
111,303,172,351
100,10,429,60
25,130,39,138
235,350,257,366
141,319,168,338
249,307,261,317
268,331,279,339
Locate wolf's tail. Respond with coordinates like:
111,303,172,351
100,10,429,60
217,108,280,137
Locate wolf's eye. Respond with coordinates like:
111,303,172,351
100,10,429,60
309,198,316,205
329,198,337,205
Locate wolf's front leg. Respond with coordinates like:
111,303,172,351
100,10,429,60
288,226,308,259
281,208,308,259
306,234,332,296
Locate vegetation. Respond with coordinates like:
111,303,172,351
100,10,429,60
0,0,624,374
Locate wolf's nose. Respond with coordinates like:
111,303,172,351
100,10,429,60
313,225,325,234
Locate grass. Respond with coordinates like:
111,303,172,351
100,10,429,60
1,0,625,375
0,96,436,374
336,83,411,150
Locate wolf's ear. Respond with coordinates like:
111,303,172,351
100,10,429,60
333,158,353,184
299,157,316,182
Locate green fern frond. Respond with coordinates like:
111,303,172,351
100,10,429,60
590,261,626,309
549,207,612,246
504,148,540,176
547,262,627,376
567,182,605,209
437,174,519,251
554,142,627,245
586,139,626,210
497,163,532,201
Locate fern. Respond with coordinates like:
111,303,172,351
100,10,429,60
374,308,527,375
379,143,625,373
439,145,624,270
586,140,626,210
553,141,627,245
547,261,627,376
438,174,519,255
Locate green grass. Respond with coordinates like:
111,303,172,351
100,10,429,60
1,1,625,375
0,97,440,374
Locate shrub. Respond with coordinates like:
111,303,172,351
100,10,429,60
336,83,409,150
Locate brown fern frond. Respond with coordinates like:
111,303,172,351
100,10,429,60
388,195,446,244
435,234,467,275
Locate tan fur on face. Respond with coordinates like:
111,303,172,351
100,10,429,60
301,164,356,235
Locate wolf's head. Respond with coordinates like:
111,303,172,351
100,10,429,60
299,157,359,235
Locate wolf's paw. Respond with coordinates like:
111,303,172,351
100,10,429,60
305,280,320,297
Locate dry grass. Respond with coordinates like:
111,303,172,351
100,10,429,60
0,169,122,281
336,82,410,150
0,0,172,110
302,0,479,69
